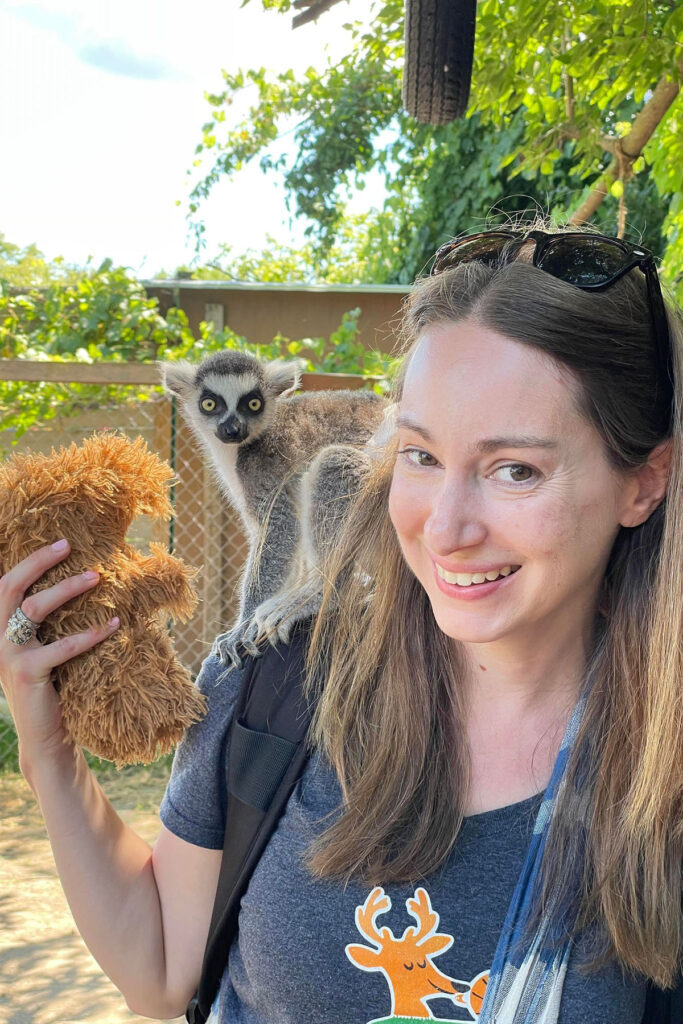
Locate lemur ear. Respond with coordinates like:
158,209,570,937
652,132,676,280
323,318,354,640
367,402,398,456
159,361,196,398
264,359,302,398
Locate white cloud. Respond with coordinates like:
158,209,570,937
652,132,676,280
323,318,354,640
5,1,183,78
77,42,180,80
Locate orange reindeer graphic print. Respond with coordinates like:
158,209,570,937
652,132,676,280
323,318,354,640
345,886,489,1023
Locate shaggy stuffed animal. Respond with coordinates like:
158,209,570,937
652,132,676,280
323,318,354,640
0,431,207,766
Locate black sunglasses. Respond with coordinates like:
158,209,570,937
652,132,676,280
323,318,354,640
431,229,674,426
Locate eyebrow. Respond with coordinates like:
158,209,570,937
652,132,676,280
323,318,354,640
396,415,559,454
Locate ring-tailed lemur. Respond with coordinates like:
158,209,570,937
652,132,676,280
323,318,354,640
161,351,391,667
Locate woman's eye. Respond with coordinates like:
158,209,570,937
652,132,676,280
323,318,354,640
492,463,538,485
248,397,262,412
398,447,438,468
200,397,216,413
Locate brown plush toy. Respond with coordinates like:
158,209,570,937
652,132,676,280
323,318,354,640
0,431,207,766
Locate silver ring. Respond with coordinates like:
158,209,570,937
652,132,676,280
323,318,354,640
4,607,41,646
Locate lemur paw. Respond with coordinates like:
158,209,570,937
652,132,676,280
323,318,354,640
214,609,278,666
250,583,323,648
215,583,324,667
213,624,257,670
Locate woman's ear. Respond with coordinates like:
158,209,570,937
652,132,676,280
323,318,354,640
619,440,673,528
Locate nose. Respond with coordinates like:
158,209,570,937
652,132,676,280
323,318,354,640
216,415,245,443
423,475,487,556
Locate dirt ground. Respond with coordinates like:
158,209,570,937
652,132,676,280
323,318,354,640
0,766,184,1024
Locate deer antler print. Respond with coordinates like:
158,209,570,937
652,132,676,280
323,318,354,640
345,886,472,1020
405,888,441,943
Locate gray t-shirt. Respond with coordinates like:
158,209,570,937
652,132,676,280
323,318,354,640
160,653,647,1024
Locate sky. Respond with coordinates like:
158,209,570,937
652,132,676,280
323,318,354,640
0,0,379,277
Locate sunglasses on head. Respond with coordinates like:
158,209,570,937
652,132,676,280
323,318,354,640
431,229,674,426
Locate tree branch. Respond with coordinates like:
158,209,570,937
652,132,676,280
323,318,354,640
620,59,683,161
292,0,345,28
570,55,683,226
570,175,612,224
562,23,575,122
563,72,575,121
616,142,629,237
598,133,618,154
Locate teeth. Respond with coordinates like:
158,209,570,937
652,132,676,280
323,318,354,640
436,565,518,586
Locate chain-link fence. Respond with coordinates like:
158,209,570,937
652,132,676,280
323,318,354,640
0,359,367,770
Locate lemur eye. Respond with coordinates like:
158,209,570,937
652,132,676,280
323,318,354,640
248,398,262,412
200,397,217,413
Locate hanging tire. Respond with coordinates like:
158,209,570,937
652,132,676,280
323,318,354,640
402,0,477,124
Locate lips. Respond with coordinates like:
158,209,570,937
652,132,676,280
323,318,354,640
432,562,521,599
434,563,521,586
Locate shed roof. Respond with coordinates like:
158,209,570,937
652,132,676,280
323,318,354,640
142,279,410,294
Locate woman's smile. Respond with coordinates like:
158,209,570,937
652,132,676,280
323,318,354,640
433,562,522,600
433,563,521,585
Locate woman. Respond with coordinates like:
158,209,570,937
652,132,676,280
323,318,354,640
1,225,681,1024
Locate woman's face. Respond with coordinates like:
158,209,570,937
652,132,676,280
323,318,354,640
388,320,632,651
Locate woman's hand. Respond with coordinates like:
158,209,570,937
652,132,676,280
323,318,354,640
0,539,119,772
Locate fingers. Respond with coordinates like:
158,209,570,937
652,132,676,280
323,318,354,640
0,540,119,670
0,540,122,766
21,569,101,625
17,617,120,679
0,539,73,619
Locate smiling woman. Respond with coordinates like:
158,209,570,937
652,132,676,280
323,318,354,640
304,223,683,1022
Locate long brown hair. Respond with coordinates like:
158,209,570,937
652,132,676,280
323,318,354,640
306,230,683,987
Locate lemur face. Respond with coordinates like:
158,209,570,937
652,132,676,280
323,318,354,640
198,372,266,444
161,352,301,448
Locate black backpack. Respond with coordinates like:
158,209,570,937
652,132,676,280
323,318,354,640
185,624,681,1024
186,622,315,1024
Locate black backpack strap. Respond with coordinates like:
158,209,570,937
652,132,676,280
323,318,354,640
186,621,316,1024
642,982,670,1023
641,977,683,1023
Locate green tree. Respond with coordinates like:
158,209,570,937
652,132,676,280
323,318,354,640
0,236,83,290
169,211,404,284
189,0,682,296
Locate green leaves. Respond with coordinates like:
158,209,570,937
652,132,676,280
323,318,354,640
646,102,683,293
204,210,407,284
0,242,393,444
0,265,169,363
188,0,682,300
188,0,403,243
471,0,682,263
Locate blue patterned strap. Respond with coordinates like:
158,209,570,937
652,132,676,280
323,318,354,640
477,691,589,1024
